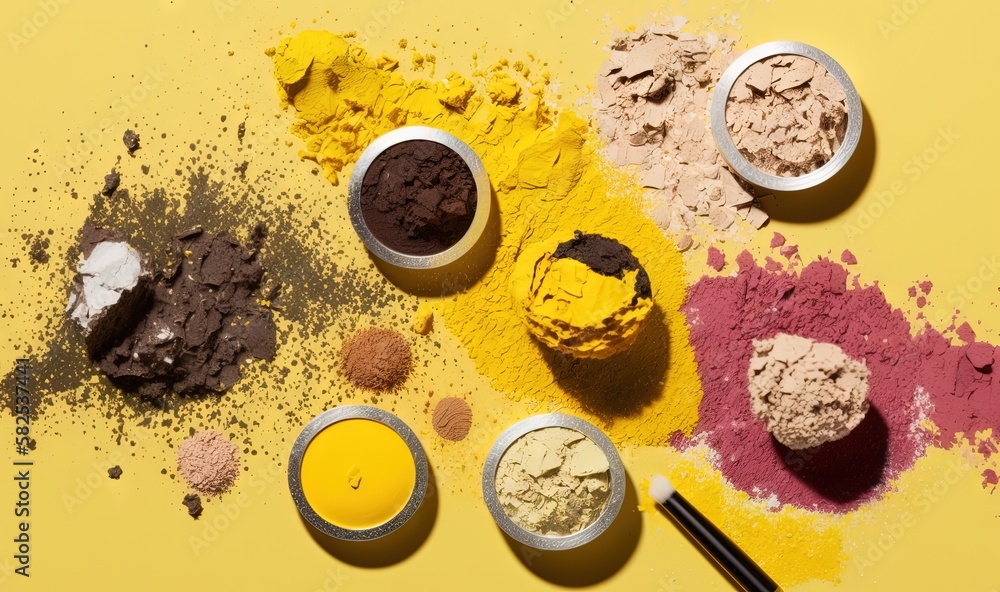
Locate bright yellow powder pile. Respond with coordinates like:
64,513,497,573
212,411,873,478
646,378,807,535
268,30,702,445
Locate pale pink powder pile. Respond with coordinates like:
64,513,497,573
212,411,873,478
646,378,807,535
177,431,240,496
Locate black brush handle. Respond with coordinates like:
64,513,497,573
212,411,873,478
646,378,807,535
663,492,780,592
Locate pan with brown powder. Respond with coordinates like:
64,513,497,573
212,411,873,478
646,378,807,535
348,126,491,269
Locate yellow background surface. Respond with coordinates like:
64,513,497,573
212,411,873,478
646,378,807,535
1,0,997,591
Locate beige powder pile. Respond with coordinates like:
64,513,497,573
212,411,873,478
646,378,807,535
593,22,768,252
495,427,610,535
726,55,848,177
748,333,870,450
177,431,240,496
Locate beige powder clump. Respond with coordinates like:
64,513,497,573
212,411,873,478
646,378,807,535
748,333,870,450
495,427,610,536
177,431,240,496
726,55,848,177
432,397,472,441
593,22,769,248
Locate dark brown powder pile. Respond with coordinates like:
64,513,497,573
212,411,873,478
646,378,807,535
360,139,477,256
95,226,276,402
431,397,472,441
340,327,412,391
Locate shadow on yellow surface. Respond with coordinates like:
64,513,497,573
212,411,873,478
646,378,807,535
372,186,502,296
501,470,642,587
539,305,670,420
759,100,877,223
301,465,439,567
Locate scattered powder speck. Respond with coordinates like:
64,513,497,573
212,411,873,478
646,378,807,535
916,296,927,308
411,304,434,335
840,249,857,265
982,469,998,492
177,431,240,496
706,246,725,271
919,280,933,295
108,465,123,480
770,232,786,249
182,493,203,519
779,244,799,260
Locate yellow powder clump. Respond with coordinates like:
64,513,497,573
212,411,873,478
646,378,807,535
411,303,434,335
487,71,521,106
436,72,477,111
510,237,653,359
270,31,702,444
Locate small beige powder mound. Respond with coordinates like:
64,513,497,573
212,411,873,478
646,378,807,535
748,333,870,450
495,427,610,536
726,55,848,177
177,431,240,496
432,397,472,441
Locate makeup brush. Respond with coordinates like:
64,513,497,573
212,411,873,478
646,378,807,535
649,474,781,592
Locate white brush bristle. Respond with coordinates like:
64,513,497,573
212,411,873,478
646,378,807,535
649,474,676,504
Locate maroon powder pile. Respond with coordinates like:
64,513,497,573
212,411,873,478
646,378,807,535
681,251,999,512
360,139,477,256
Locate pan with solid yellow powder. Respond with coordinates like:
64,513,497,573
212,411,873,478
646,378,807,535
482,413,626,551
288,405,428,541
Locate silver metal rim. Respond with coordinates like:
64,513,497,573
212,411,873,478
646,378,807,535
481,413,626,551
347,126,492,269
710,41,863,192
288,405,429,541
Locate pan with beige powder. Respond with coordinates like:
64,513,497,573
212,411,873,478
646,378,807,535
711,41,863,192
481,413,626,551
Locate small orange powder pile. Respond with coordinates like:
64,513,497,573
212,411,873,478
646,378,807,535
340,327,413,391
432,397,473,441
